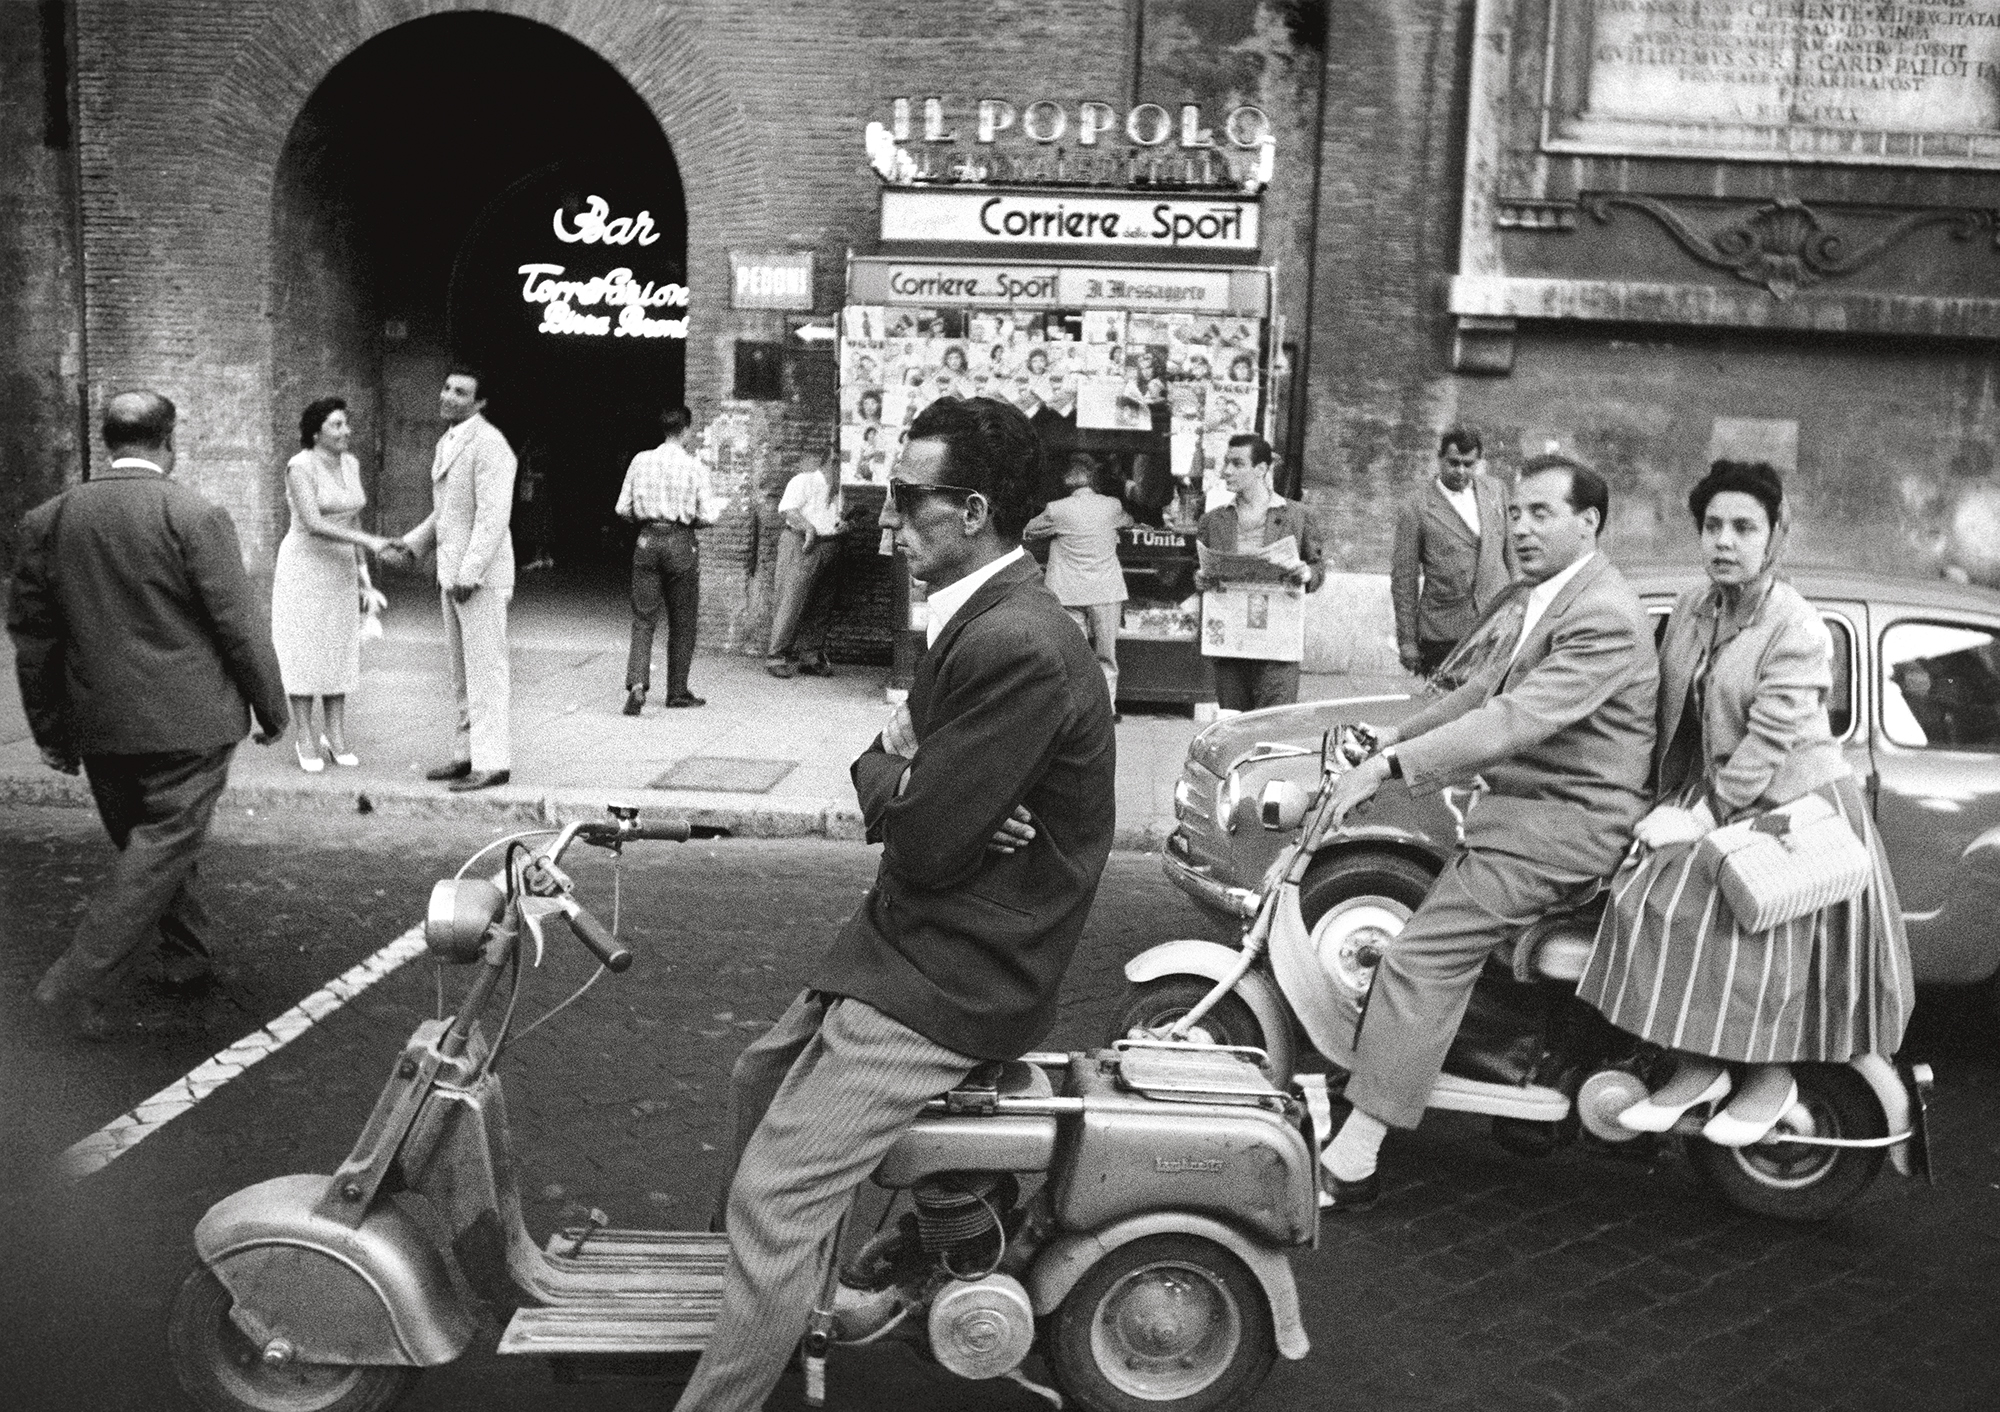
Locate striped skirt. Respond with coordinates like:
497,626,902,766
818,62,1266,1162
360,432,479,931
1575,775,1915,1063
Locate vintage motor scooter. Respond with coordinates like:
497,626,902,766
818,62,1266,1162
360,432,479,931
169,807,1322,1412
1117,728,1934,1223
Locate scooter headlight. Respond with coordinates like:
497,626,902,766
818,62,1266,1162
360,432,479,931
425,878,506,963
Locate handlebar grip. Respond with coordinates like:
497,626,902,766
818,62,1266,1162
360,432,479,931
632,818,692,842
563,903,633,973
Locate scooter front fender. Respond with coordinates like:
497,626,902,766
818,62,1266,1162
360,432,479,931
1123,940,1297,1082
195,1173,477,1366
1028,1211,1309,1361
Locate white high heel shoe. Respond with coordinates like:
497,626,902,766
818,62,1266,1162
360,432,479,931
1702,1077,1799,1148
321,735,360,768
1616,1069,1732,1133
295,741,325,774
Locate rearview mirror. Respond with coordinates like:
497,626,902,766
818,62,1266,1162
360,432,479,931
1259,780,1313,831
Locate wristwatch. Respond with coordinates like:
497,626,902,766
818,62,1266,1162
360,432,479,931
1381,746,1403,780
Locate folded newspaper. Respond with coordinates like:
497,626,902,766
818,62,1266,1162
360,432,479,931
1197,534,1304,583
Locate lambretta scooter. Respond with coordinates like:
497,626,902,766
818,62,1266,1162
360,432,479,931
169,807,1322,1412
1117,729,1934,1223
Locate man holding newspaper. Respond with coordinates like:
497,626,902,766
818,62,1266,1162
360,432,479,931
1193,434,1324,711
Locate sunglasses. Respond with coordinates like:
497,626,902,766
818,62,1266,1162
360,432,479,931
887,479,984,515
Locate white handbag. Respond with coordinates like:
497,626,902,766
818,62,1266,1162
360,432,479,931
1696,793,1871,933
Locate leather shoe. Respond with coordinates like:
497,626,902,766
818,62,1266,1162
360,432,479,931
39,992,111,1042
1318,1168,1381,1213
666,694,707,708
425,760,473,782
765,659,795,679
447,769,511,793
623,689,645,716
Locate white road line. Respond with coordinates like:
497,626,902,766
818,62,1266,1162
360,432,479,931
58,926,429,1182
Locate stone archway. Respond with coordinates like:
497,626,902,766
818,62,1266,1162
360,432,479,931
78,0,771,558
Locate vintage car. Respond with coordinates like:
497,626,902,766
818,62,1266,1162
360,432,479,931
1164,567,2000,1006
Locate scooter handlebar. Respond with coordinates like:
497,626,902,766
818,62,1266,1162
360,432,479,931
562,900,633,973
630,819,692,842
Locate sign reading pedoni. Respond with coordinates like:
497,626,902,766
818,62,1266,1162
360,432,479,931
882,189,1259,251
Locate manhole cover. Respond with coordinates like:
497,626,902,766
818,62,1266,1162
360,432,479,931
651,757,798,793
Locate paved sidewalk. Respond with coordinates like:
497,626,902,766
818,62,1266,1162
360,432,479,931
0,572,1414,848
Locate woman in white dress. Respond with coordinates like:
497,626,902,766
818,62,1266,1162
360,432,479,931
270,397,393,771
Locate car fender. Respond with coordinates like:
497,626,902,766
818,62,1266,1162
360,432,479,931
195,1173,476,1366
1123,940,1296,1081
1027,1211,1309,1360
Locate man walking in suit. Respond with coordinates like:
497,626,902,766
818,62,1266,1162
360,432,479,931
672,396,1117,1412
9,390,289,1038
1314,454,1657,1208
616,406,722,711
387,367,516,792
1391,426,1516,678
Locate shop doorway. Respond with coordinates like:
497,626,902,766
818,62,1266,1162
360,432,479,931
272,12,687,578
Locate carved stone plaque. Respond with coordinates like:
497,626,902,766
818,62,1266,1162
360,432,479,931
1545,0,2000,167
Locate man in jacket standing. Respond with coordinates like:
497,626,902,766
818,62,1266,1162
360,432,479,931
387,367,516,792
1025,451,1135,711
9,390,289,1038
673,396,1116,1412
1391,427,1516,679
1315,455,1657,1208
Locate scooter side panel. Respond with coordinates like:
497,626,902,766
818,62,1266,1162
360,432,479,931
1027,1212,1310,1361
196,1173,477,1366
1052,1066,1316,1246
1123,939,1298,1082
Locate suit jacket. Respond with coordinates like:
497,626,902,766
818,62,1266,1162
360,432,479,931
1390,474,1515,650
1394,553,1657,876
406,415,517,591
1656,578,1848,817
7,465,288,756
812,556,1118,1059
1024,489,1134,607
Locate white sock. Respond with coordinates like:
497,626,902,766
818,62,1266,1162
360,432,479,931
1322,1109,1387,1182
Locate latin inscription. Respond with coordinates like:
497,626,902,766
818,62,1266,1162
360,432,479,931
1552,0,2000,164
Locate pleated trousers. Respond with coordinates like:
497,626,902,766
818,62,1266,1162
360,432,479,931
672,989,976,1412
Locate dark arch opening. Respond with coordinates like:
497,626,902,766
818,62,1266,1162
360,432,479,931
272,12,686,574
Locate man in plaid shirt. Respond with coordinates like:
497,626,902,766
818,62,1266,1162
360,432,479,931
615,406,725,712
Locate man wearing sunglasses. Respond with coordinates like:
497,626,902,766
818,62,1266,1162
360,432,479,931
677,396,1117,1412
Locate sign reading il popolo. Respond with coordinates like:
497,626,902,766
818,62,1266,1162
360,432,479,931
880,189,1260,251
1548,0,2000,166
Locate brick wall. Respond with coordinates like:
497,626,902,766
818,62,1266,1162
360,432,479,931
0,0,84,573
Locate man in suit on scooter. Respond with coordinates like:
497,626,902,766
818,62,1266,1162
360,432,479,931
673,395,1118,1412
1315,454,1658,1209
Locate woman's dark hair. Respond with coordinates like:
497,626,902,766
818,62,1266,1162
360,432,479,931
1689,459,1784,530
299,396,348,450
905,395,1044,540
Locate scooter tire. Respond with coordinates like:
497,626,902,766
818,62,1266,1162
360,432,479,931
1689,1064,1886,1223
168,1266,421,1412
1114,978,1270,1057
1046,1233,1276,1412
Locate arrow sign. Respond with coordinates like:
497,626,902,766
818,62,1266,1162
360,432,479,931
794,323,837,343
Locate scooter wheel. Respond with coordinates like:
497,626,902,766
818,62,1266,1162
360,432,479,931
1689,1064,1886,1223
168,1266,421,1412
1114,979,1270,1056
1046,1233,1276,1412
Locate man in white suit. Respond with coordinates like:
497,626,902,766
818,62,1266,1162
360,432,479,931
1314,455,1658,1209
386,367,517,792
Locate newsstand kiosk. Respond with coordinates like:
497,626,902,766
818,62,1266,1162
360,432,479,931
837,163,1277,709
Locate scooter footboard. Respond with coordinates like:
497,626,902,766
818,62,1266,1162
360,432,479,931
1027,1212,1310,1361
195,1174,478,1366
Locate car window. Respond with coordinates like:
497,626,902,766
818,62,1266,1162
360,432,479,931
1822,615,1854,740
1880,620,2000,752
